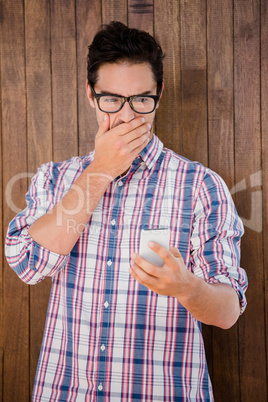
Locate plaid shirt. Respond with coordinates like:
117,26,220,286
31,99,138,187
5,135,247,401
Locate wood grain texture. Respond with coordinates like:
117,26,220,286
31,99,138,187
180,0,212,381
207,0,234,187
51,0,78,162
24,0,53,392
128,0,154,32
0,12,3,397
207,2,240,400
180,0,207,166
25,0,52,169
102,0,127,25
261,0,268,392
0,1,267,401
1,1,29,401
76,0,101,156
234,1,266,400
154,0,181,154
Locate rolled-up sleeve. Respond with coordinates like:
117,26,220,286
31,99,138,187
191,169,248,314
5,163,70,285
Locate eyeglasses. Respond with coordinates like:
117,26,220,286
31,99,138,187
90,85,160,114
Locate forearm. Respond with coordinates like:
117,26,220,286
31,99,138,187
28,164,112,255
130,245,241,329
178,273,241,329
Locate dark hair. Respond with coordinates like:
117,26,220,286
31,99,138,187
87,21,165,94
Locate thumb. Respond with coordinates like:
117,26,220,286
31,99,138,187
96,113,110,137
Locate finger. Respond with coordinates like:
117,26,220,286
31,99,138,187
127,130,151,157
113,123,150,153
131,252,160,278
147,242,180,266
129,260,159,287
115,117,146,137
96,113,110,138
125,122,151,143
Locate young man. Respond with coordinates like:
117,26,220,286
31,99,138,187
5,21,248,400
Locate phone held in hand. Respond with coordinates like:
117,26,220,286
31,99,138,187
139,228,170,267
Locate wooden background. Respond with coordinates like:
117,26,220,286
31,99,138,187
0,0,267,401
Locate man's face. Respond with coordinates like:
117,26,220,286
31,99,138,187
87,62,162,141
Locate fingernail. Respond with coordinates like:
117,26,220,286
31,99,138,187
104,114,107,121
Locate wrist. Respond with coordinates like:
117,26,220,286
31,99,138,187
85,162,115,183
175,270,202,305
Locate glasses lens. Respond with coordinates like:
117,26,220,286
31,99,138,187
98,95,156,113
131,96,156,113
99,96,122,112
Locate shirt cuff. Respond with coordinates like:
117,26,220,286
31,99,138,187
206,274,247,314
20,228,70,283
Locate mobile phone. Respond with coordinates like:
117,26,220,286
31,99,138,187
139,228,170,267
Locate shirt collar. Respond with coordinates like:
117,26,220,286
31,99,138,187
139,134,163,170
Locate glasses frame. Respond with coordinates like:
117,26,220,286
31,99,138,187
90,85,160,114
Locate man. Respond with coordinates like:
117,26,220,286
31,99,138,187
5,21,248,401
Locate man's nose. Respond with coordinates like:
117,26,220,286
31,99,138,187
118,100,136,122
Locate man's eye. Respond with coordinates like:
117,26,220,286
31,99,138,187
103,97,120,103
134,97,149,103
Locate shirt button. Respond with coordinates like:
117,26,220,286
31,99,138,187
107,260,112,266
104,301,109,308
98,383,103,391
101,344,106,352
118,181,123,187
111,219,116,226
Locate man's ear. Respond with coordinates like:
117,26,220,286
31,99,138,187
86,80,95,109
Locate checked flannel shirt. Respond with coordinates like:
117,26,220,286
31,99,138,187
5,134,248,401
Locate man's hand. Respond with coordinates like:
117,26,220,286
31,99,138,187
91,113,151,179
129,242,241,329
130,243,190,298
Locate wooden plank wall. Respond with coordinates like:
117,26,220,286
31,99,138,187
0,0,267,400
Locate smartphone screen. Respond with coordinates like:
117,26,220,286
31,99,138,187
139,228,170,267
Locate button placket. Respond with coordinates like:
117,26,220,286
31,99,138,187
96,179,123,393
